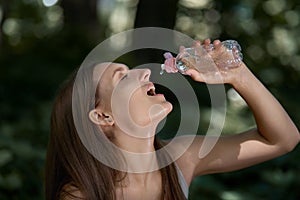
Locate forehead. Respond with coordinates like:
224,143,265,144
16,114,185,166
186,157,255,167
92,62,128,83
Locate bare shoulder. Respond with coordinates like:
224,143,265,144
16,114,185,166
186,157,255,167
60,183,84,200
165,136,203,186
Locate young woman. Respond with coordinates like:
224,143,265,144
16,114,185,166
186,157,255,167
45,39,299,200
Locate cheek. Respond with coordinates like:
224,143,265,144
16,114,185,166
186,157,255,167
128,91,173,126
129,92,152,126
110,83,151,126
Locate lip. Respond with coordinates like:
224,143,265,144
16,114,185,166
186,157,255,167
146,82,164,97
154,93,164,97
147,82,155,91
146,82,155,96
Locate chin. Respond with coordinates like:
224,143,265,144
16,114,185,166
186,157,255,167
150,101,173,123
164,101,173,115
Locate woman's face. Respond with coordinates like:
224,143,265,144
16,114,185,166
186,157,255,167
95,63,173,134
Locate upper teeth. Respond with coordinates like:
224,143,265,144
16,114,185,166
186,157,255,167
147,85,155,96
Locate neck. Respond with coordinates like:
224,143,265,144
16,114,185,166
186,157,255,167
112,125,160,173
117,135,155,153
115,169,162,200
126,169,161,187
113,125,157,153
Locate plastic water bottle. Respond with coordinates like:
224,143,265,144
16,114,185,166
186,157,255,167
160,40,243,75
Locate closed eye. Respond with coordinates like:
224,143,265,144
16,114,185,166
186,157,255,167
120,74,128,81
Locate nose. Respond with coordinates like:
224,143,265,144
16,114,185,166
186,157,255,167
142,69,151,81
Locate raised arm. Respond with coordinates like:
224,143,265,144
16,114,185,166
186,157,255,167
176,40,300,185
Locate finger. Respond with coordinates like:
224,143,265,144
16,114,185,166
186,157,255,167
213,40,222,49
193,40,201,48
203,38,213,52
185,69,204,82
203,38,211,45
179,45,185,53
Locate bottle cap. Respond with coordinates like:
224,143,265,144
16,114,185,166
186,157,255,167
160,52,178,75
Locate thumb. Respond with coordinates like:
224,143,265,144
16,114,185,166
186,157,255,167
186,69,204,82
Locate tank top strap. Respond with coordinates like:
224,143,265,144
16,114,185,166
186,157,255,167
174,163,189,199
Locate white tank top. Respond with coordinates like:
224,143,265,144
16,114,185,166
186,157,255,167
175,164,189,199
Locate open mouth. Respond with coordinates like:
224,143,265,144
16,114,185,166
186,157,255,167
147,83,156,96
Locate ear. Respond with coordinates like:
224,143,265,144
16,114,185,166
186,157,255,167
88,109,114,126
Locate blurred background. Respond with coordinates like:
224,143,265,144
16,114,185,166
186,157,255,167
0,0,299,199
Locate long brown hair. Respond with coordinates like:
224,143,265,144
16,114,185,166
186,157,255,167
45,66,187,199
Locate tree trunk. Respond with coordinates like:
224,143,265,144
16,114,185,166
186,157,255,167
60,0,98,26
0,0,10,48
60,0,103,44
132,0,179,65
134,0,179,29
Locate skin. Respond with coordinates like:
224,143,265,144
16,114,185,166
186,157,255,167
84,39,299,199
176,39,300,185
89,63,171,199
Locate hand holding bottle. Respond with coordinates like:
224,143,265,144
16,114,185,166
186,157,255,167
161,39,245,84
187,39,246,84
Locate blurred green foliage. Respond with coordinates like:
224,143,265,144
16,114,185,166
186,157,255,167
0,0,299,199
